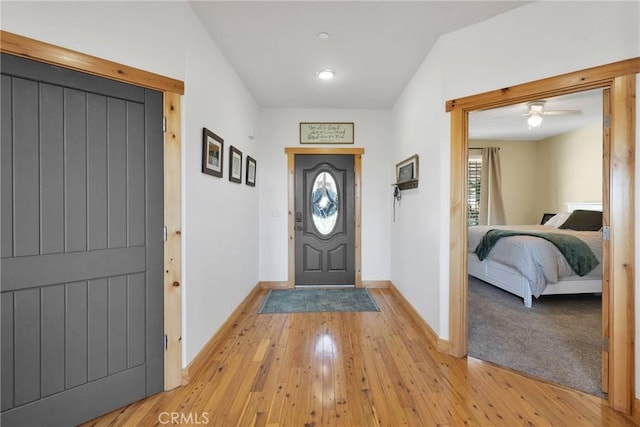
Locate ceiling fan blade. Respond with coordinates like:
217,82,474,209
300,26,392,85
479,112,528,119
541,110,582,116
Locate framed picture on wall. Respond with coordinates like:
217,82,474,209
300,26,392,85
202,128,224,178
395,154,419,190
246,156,257,187
229,145,243,183
299,122,354,144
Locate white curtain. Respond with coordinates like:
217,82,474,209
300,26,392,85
479,147,506,225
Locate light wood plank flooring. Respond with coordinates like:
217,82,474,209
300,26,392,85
84,287,639,426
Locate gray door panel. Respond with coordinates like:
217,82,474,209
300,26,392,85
294,155,355,285
1,75,13,258
40,83,65,255
41,285,65,397
1,293,14,411
2,366,147,427
87,94,108,251
1,53,163,426
144,88,165,394
12,77,39,257
0,53,145,103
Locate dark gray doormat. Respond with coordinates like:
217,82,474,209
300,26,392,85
258,288,380,313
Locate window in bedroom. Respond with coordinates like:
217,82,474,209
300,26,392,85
467,150,482,226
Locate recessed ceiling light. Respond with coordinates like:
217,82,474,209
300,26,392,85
317,69,334,80
318,32,329,40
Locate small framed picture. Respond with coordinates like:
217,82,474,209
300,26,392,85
395,154,419,190
246,156,256,187
229,145,242,183
299,122,354,144
202,128,223,178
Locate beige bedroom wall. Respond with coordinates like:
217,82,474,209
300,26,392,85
470,122,602,225
537,122,603,214
468,140,540,225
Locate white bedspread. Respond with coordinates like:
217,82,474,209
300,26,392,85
468,225,602,297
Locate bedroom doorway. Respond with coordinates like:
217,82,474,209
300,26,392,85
464,89,606,397
446,58,638,414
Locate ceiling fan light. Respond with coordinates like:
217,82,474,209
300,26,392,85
317,69,334,80
528,102,545,113
527,112,543,129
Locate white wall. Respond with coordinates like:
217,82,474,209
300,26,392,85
390,41,448,332
1,1,261,367
182,7,259,365
440,2,639,102
391,0,639,370
257,109,391,282
1,1,186,82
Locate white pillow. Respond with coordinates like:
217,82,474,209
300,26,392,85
543,212,571,228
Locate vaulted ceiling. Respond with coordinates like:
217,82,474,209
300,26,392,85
189,1,601,139
189,1,529,109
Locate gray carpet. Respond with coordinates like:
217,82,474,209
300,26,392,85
258,288,380,314
467,276,603,397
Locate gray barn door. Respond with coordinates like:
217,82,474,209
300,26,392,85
1,53,164,426
295,155,355,285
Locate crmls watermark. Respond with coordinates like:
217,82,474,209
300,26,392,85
158,412,210,425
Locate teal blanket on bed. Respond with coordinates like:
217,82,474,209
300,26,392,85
475,229,599,276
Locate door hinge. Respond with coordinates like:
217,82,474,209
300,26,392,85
164,334,168,351
162,116,167,133
602,225,610,241
163,225,168,242
603,115,611,130
602,337,609,352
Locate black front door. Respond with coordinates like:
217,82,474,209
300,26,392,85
295,155,355,285
1,53,164,426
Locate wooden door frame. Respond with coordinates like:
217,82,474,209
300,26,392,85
284,147,364,288
0,31,184,391
446,58,639,414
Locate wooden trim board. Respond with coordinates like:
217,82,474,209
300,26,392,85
361,281,391,288
285,147,365,288
1,31,185,391
284,147,365,156
602,87,611,394
609,74,636,413
183,284,263,382
446,58,639,415
259,281,291,289
163,92,183,390
260,281,388,289
0,30,184,94
286,153,296,288
354,152,363,287
448,107,468,358
446,57,640,112
389,282,449,353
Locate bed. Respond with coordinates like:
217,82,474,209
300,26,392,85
467,203,603,308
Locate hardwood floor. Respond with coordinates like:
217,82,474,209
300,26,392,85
84,287,639,426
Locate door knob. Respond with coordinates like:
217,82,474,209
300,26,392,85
296,212,302,222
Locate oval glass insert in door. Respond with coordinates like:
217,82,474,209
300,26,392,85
311,171,339,235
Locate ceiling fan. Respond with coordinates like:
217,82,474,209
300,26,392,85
522,100,581,129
